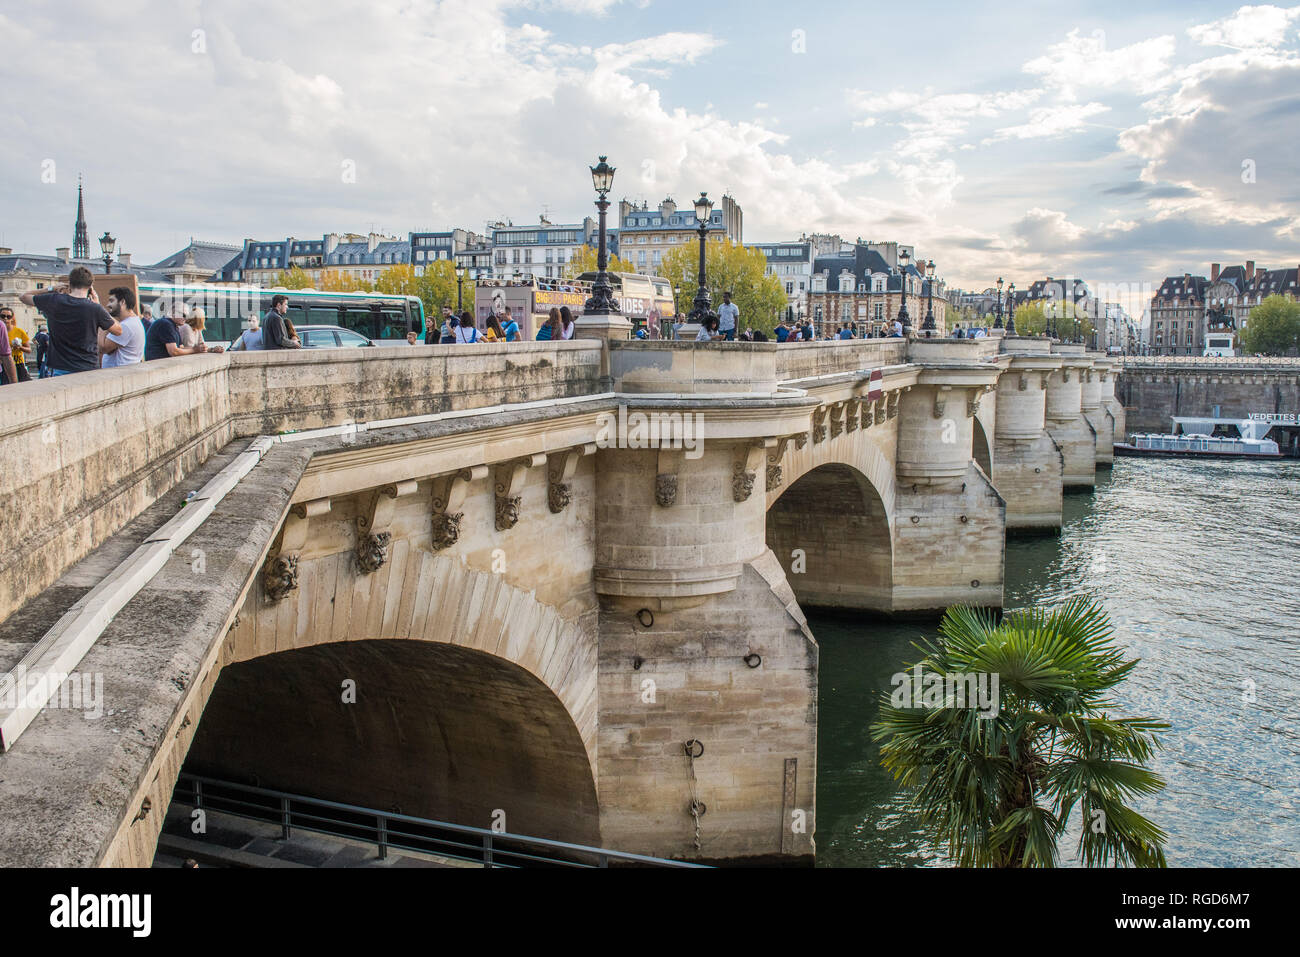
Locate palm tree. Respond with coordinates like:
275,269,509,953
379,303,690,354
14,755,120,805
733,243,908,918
871,598,1169,867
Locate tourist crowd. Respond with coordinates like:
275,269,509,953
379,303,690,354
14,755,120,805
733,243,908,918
2,270,977,387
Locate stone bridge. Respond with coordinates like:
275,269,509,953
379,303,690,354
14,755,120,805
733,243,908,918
0,331,1121,866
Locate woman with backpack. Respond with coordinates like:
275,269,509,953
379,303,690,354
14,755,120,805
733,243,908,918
536,307,561,341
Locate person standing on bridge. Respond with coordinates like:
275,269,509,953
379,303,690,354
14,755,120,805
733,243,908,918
261,294,300,349
717,291,739,341
98,287,145,367
0,316,16,386
34,322,51,377
21,266,121,376
145,300,207,361
4,309,32,382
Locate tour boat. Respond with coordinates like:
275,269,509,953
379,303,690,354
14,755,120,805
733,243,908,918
1114,417,1282,459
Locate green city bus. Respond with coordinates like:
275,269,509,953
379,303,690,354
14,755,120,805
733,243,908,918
136,283,425,346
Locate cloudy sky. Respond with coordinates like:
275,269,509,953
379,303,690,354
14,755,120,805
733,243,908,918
2,0,1297,312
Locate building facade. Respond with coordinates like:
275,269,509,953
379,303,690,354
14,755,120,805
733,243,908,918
490,217,611,281
803,244,946,336
616,195,742,276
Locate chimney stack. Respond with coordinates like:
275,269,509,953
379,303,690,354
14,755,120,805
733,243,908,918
118,253,131,268
1245,260,1255,281
56,247,70,263
1211,263,1220,282
368,232,380,254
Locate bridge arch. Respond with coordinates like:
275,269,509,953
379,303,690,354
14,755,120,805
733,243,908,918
186,551,600,844
765,436,894,611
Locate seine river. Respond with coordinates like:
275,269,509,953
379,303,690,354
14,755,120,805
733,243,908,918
812,457,1300,867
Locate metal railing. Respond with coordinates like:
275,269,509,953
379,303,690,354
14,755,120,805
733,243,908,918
171,773,706,869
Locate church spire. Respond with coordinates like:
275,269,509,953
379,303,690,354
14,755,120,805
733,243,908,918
73,175,89,259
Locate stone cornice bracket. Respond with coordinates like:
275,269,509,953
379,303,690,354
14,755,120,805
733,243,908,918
655,448,685,507
844,398,860,433
887,390,901,420
1099,370,1109,381
829,401,849,439
548,443,596,514
1061,368,1072,383
355,480,419,573
495,454,546,531
933,386,952,420
1018,374,1028,391
967,385,993,418
264,497,331,602
863,398,880,428
766,437,791,492
431,465,486,550
733,438,775,502
812,405,829,444
794,431,809,450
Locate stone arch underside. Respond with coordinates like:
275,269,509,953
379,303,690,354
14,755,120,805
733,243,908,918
765,461,893,611
182,547,601,846
185,639,600,845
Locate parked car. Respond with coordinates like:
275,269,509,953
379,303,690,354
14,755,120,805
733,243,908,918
227,323,381,351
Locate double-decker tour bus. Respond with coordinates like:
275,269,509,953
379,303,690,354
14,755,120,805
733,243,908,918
576,271,676,338
135,283,425,346
472,272,676,339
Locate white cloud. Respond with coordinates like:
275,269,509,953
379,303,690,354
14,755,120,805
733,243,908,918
992,102,1110,140
1187,4,1300,50
1022,28,1177,98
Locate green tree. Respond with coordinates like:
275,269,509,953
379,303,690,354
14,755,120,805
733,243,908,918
270,266,314,289
1240,295,1300,355
317,271,374,293
871,598,1169,868
1008,302,1048,336
658,239,786,336
563,244,634,279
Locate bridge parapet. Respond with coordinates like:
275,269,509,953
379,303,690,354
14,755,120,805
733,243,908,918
608,340,778,395
772,338,907,382
0,343,602,624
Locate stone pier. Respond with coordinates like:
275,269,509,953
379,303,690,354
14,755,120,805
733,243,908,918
1046,343,1097,489
992,338,1065,531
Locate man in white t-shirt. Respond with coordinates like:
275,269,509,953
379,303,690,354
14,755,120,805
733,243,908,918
99,286,146,367
717,291,739,340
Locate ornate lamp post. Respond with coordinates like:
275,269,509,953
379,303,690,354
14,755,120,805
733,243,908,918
99,231,116,274
1006,282,1016,334
455,263,466,311
922,259,937,337
994,276,1004,329
689,192,716,323
897,249,912,337
582,156,619,316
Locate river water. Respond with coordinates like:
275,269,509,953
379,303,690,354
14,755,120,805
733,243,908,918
812,457,1300,867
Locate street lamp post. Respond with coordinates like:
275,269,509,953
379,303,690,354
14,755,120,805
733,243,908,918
99,232,116,274
994,276,1004,329
582,156,619,316
455,264,466,311
922,259,936,337
1006,282,1016,334
897,249,912,337
689,192,716,323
